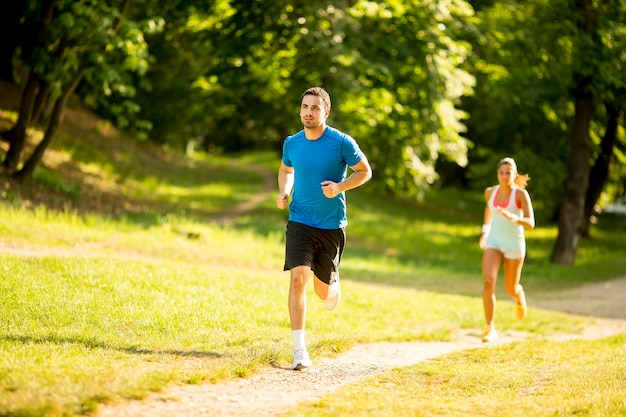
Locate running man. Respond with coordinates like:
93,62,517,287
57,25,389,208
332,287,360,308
276,86,372,369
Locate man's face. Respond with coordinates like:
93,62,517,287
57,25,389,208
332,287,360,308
300,94,329,129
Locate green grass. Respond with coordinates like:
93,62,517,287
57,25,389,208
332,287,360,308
1,102,625,415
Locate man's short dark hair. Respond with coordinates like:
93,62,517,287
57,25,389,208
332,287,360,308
302,86,331,110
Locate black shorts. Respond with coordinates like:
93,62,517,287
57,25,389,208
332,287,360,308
283,221,346,285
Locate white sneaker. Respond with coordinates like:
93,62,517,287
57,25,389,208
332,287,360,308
325,274,341,311
292,348,312,370
482,326,498,343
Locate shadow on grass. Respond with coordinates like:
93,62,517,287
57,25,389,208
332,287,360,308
1,333,223,358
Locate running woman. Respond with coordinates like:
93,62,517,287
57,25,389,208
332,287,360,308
479,157,535,342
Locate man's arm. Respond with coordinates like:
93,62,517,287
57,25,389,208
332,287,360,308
276,162,295,209
321,157,372,198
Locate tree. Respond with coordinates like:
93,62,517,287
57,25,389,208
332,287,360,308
1,0,152,179
580,103,623,237
551,0,626,264
329,0,475,198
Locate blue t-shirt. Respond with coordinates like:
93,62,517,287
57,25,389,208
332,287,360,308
282,126,365,229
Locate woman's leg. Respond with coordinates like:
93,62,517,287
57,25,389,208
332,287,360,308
503,257,526,319
482,248,503,328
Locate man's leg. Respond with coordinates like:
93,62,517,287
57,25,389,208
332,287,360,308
313,274,329,299
289,265,312,369
313,272,341,311
289,265,310,330
311,227,344,310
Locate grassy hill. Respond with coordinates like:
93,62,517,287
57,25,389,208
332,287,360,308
1,80,625,416
0,80,269,220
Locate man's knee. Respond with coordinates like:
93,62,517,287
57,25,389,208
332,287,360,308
290,267,310,287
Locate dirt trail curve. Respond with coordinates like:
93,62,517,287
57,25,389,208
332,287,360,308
210,161,276,226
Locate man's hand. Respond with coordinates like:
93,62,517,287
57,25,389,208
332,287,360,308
321,181,340,198
276,192,289,209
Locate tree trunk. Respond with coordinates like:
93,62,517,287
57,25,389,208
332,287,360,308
1,71,40,172
551,0,598,265
580,103,621,237
551,91,593,264
31,79,53,125
14,75,82,180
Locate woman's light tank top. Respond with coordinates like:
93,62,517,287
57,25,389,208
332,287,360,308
487,185,525,249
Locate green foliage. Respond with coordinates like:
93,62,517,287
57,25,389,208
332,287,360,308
115,1,478,198
462,0,626,218
75,3,156,134
117,0,625,211
331,0,475,199
17,0,155,137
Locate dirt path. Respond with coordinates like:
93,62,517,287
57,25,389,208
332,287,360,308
531,276,626,320
95,276,626,417
210,161,276,226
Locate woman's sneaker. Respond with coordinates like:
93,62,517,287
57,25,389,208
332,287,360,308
482,326,498,343
292,348,312,370
325,274,341,311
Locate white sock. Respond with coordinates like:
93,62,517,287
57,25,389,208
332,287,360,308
293,329,306,351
